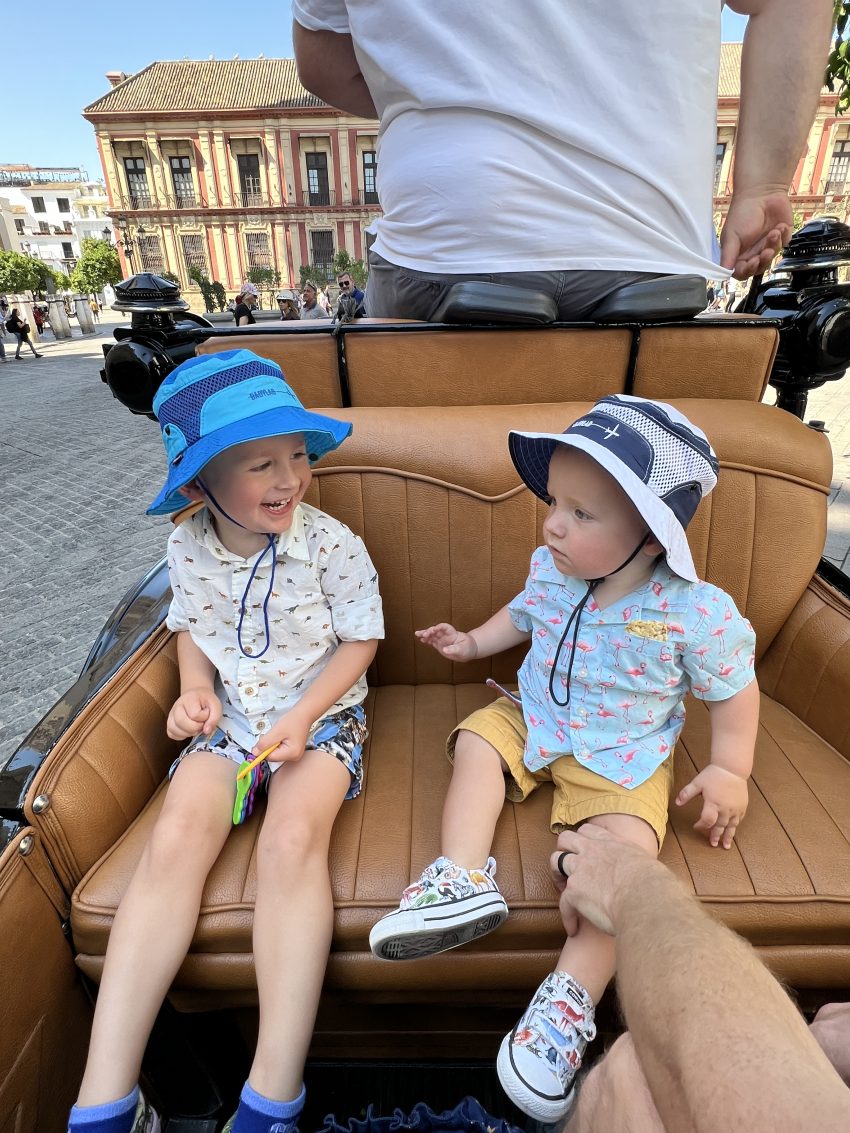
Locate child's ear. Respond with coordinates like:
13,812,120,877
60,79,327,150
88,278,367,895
179,479,206,503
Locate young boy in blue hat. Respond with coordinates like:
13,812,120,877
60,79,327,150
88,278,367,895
69,349,383,1133
369,395,759,1123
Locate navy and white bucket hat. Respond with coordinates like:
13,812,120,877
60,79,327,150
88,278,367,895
147,348,352,516
508,395,719,582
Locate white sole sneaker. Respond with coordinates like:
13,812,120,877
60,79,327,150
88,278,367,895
496,1031,576,1123
369,890,508,960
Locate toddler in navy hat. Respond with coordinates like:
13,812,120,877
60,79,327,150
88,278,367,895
369,395,758,1123
70,350,383,1133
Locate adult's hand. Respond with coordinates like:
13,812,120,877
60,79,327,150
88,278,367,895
550,824,662,937
720,189,793,280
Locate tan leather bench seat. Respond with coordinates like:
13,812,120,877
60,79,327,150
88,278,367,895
73,683,850,996
61,396,849,1001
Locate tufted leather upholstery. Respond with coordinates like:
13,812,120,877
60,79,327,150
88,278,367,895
62,390,850,1004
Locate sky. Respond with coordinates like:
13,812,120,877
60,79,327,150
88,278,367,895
1,4,748,184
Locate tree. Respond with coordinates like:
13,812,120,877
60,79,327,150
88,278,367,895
70,238,122,295
188,266,228,312
299,262,332,288
333,249,368,288
161,271,181,286
0,251,42,295
828,3,850,113
246,266,281,289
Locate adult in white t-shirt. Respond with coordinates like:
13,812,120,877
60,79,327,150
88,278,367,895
293,2,830,317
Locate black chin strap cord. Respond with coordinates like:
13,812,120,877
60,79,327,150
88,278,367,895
548,534,650,708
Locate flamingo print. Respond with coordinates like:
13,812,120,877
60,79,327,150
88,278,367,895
597,704,616,719
694,603,711,629
710,626,726,653
619,695,637,722
623,661,648,678
692,644,711,668
717,662,735,678
636,709,655,727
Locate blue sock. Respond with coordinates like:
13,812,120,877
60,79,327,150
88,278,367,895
67,1086,139,1133
232,1080,305,1133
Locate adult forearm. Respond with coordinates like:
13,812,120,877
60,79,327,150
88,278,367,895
614,869,850,1132
293,23,378,119
732,0,832,194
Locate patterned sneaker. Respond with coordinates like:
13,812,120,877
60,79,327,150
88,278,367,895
131,1092,161,1132
497,970,596,1122
369,856,508,960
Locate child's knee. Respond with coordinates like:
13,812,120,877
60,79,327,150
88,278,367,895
586,812,660,857
257,815,329,873
453,728,511,775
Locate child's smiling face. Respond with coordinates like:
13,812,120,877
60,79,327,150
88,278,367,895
183,433,311,555
542,446,660,582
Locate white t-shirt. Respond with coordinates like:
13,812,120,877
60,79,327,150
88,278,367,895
293,1,725,278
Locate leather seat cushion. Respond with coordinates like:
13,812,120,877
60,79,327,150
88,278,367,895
72,685,850,990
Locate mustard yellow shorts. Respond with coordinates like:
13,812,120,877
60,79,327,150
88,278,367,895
447,697,672,846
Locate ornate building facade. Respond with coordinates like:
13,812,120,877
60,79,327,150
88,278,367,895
84,59,380,301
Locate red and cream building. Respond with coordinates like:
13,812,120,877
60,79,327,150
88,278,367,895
83,59,381,300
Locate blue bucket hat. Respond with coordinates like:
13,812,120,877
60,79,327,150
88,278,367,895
147,348,352,516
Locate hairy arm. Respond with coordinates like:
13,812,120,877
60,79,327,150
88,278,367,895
721,0,833,276
293,22,378,119
555,827,850,1133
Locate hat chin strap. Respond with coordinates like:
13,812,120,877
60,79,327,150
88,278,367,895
548,533,650,709
197,478,277,660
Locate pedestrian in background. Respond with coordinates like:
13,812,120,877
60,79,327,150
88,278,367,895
5,308,42,359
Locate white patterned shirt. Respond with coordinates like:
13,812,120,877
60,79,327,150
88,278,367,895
165,503,384,749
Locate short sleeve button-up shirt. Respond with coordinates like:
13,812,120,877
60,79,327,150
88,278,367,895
507,549,755,789
165,503,384,749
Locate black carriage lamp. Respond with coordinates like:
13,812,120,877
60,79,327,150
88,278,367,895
746,217,850,418
102,272,211,418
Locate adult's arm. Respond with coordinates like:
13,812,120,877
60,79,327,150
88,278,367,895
293,21,378,119
555,825,850,1132
721,0,833,277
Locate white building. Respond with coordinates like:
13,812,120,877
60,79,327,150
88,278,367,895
0,165,111,275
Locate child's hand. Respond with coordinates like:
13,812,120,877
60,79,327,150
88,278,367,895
167,687,221,741
415,623,479,661
253,711,311,764
675,765,749,849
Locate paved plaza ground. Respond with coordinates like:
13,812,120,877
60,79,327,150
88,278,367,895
1,314,849,763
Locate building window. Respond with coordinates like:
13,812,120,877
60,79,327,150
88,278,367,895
14,219,25,234
39,221,50,234
32,196,46,213
310,229,334,278
237,154,262,207
245,231,272,270
63,221,73,233
57,197,71,213
170,156,195,207
123,157,152,208
181,233,207,275
362,150,378,204
138,234,165,273
305,152,330,205
62,242,74,258
714,142,727,194
825,140,850,194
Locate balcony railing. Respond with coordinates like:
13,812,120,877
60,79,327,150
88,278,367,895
820,178,850,197
302,190,335,207
121,192,154,210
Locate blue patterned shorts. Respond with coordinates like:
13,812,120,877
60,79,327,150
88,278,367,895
170,703,369,801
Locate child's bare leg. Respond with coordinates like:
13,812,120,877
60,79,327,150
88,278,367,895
247,749,350,1102
498,812,660,1121
441,728,509,867
76,753,236,1105
369,728,510,961
554,813,659,1000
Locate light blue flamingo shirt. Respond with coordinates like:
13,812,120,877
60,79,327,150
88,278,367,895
507,549,756,789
